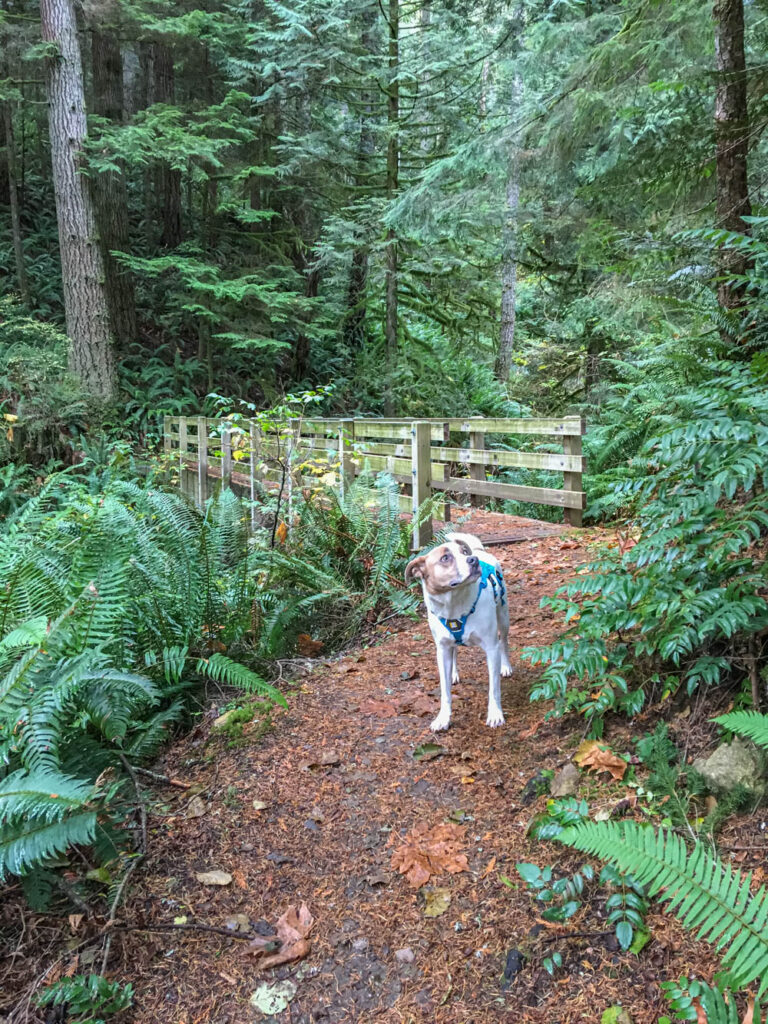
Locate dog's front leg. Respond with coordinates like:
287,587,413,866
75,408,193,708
485,644,505,728
431,643,455,732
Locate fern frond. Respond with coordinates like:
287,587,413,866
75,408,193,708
559,820,768,994
714,711,768,751
197,652,286,706
0,770,99,879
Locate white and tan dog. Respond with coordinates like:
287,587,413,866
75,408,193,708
405,532,512,731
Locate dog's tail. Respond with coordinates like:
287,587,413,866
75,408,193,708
446,531,486,554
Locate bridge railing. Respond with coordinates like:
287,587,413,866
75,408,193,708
163,415,586,547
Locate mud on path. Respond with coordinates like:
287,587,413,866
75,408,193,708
102,513,700,1022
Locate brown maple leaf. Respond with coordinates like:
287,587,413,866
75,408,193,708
248,903,314,969
391,821,469,888
573,740,627,782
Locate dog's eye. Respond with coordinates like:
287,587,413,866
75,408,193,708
440,553,452,563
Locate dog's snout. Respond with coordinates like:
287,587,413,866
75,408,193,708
466,555,478,567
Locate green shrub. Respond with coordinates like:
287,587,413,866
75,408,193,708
525,359,768,731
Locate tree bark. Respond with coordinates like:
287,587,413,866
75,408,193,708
343,10,376,353
140,41,182,249
713,0,751,310
384,0,399,414
40,0,116,399
2,99,31,307
91,22,137,350
495,72,522,383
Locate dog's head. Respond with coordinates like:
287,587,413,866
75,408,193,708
405,538,481,595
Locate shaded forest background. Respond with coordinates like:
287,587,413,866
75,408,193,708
2,0,766,482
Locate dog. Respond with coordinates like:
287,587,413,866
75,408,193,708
405,532,512,731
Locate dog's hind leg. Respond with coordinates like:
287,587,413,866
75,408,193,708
497,600,513,677
431,643,455,732
485,644,505,727
451,646,460,685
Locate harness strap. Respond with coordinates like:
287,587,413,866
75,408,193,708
437,560,506,647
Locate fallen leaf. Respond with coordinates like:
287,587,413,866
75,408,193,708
249,980,297,1015
275,521,288,545
412,742,444,762
518,718,544,740
574,739,627,782
300,749,340,770
359,698,398,718
365,871,390,887
224,914,251,933
195,870,232,886
68,914,84,933
297,633,324,657
186,795,207,818
391,821,469,888
252,799,269,812
742,997,755,1024
423,887,452,917
232,868,248,890
482,856,497,879
248,903,314,969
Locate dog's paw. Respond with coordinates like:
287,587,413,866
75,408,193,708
485,707,505,728
500,662,514,678
430,712,452,732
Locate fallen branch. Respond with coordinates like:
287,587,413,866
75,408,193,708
114,921,254,942
132,766,191,789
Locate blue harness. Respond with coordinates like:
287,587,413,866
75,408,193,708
438,560,506,646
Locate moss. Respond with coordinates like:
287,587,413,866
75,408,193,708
211,700,274,748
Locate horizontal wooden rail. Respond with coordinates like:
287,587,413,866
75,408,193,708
164,413,586,546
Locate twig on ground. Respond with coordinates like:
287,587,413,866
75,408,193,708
132,766,191,789
114,921,255,942
540,929,612,944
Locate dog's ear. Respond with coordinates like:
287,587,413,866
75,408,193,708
405,556,427,584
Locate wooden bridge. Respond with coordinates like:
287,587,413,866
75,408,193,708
163,415,586,547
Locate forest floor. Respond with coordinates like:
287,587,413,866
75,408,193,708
5,510,743,1023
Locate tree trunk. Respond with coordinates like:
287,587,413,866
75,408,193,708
2,99,31,307
495,72,522,383
92,23,137,350
152,43,182,248
384,0,399,414
713,0,751,311
40,0,116,399
140,41,182,249
343,13,376,353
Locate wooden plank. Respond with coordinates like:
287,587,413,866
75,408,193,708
349,440,412,458
433,446,584,473
432,476,586,510
445,416,585,436
349,453,445,481
351,422,413,441
356,487,444,518
411,421,433,549
563,433,584,527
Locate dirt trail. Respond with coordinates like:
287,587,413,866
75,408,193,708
112,512,695,1023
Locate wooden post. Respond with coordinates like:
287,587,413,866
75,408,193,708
163,416,172,456
411,420,433,550
222,426,232,489
249,420,260,530
442,422,451,522
197,417,208,507
469,427,485,509
339,419,355,498
563,416,585,527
